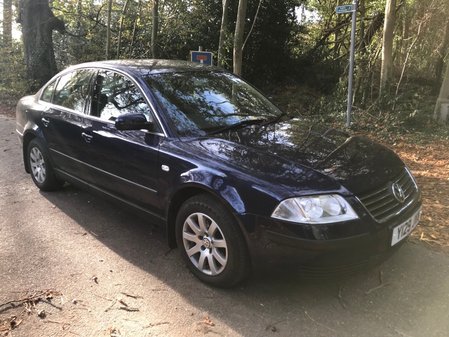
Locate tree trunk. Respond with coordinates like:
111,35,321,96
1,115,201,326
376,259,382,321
106,0,113,60
433,61,449,122
2,0,13,47
117,0,130,58
334,0,341,58
128,0,142,56
242,0,262,51
233,0,248,76
218,0,230,67
435,20,449,89
358,0,366,53
18,0,64,88
151,0,159,58
380,0,396,96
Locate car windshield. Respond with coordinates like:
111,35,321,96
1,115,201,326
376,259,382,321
145,71,283,137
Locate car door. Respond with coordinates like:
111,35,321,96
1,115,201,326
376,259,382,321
82,70,164,216
39,69,96,178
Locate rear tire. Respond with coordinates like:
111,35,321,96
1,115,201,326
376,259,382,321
27,138,63,191
175,194,250,287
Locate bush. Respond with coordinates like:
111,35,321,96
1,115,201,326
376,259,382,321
0,43,28,107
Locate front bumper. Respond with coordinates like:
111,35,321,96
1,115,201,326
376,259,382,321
243,199,422,275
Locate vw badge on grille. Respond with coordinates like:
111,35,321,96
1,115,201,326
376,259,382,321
392,182,406,203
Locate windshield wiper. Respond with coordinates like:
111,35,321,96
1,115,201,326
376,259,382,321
258,112,288,127
207,118,266,135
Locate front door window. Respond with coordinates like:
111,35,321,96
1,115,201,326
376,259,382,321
90,71,155,125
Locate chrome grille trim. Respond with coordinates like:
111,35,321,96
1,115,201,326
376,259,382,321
357,168,419,223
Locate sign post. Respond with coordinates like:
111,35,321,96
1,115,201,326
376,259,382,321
190,47,214,66
336,0,357,128
335,4,354,14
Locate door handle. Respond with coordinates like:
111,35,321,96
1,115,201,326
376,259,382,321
41,117,50,127
81,132,93,143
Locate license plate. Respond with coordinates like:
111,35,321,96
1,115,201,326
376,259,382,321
391,209,421,246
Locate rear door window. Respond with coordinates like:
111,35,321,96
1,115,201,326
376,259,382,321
53,69,93,113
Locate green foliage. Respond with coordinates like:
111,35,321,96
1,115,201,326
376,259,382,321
50,0,300,86
238,0,299,85
158,0,222,60
52,0,113,65
0,0,448,137
0,43,28,106
273,79,449,145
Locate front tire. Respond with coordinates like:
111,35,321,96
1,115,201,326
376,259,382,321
175,194,250,287
27,138,63,191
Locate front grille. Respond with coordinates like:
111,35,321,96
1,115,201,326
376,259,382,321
358,168,418,222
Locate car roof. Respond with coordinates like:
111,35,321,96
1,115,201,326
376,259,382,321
66,59,222,77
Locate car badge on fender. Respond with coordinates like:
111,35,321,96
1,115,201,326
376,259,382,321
392,182,406,203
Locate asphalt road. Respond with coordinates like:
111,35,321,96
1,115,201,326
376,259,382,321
1,115,449,337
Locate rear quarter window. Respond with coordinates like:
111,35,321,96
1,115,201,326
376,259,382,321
40,80,57,103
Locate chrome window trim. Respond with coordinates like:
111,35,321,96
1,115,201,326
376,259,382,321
37,65,168,137
38,101,164,137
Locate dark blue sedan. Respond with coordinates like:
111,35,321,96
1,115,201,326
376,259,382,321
16,60,422,287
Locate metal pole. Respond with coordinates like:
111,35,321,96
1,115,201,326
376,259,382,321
346,0,357,128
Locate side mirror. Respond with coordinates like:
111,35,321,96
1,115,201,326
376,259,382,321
115,113,154,131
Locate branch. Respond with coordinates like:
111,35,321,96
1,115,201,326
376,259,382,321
360,11,384,50
51,3,110,32
394,11,431,107
242,0,263,51
62,29,87,38
309,15,352,55
48,16,65,33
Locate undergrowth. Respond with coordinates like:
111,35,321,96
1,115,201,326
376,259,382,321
0,44,29,107
271,81,449,144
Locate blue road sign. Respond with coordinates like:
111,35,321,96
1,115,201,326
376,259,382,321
191,51,214,66
336,4,354,14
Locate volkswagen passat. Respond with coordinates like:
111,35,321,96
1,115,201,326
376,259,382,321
16,60,422,287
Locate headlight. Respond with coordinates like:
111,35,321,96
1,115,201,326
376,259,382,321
271,194,358,224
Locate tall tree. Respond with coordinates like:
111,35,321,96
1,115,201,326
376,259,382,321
106,0,113,59
433,60,449,122
17,0,65,88
2,0,13,47
435,20,449,88
151,0,159,58
218,0,230,67
380,0,396,95
117,0,131,58
233,0,248,76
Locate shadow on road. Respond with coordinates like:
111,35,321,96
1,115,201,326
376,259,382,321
40,184,449,337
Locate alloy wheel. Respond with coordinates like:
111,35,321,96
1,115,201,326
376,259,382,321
29,146,47,184
182,212,228,276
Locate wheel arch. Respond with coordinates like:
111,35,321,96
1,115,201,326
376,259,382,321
166,183,248,249
22,130,43,173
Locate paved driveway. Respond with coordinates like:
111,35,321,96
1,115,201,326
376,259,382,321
1,115,448,337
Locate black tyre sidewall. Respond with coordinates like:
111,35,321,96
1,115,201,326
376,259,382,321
27,138,62,191
175,194,250,288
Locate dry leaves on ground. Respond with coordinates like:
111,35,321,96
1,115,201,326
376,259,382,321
390,137,449,248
